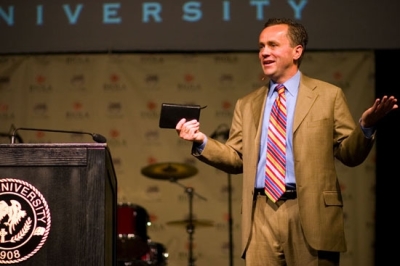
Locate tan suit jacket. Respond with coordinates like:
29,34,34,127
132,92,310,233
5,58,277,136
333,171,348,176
193,73,375,258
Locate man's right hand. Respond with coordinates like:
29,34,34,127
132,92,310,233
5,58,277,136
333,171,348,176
176,118,206,144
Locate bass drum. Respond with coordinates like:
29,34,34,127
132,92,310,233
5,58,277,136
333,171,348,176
117,203,151,262
117,260,148,266
141,241,168,266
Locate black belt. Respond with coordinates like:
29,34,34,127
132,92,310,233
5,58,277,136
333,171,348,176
253,187,297,201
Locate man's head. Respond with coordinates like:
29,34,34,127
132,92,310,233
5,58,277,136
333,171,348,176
259,18,308,83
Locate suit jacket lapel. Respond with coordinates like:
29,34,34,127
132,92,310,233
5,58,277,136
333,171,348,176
293,75,318,133
252,85,268,147
252,85,268,129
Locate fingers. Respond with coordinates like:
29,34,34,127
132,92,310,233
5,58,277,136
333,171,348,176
176,119,200,139
362,95,398,128
182,120,199,133
176,118,187,130
378,95,398,113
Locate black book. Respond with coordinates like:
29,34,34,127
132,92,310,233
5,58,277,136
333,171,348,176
159,103,206,129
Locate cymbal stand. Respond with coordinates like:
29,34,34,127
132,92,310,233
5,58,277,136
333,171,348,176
210,124,233,266
169,178,207,266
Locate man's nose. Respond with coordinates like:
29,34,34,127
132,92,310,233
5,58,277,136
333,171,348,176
260,46,270,55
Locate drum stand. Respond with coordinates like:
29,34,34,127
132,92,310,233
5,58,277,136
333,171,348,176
169,178,207,266
210,124,234,266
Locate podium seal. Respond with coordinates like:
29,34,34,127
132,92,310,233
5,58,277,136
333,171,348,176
0,178,51,264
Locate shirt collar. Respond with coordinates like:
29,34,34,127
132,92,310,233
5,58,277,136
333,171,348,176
268,70,301,98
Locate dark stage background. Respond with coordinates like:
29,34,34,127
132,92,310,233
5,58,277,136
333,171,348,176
374,49,400,266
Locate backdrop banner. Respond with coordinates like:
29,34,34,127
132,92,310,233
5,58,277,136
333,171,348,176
0,51,375,266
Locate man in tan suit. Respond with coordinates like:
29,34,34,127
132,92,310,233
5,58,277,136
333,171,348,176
176,18,398,265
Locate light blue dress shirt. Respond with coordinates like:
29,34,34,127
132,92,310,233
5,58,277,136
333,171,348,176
255,71,300,188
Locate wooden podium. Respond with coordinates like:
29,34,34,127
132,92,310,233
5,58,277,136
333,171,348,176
0,143,117,265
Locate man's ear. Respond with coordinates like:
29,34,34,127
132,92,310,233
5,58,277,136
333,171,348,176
293,45,303,60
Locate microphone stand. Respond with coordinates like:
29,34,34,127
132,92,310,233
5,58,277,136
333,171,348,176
0,132,23,143
169,178,207,266
210,124,233,266
9,127,107,144
227,172,233,266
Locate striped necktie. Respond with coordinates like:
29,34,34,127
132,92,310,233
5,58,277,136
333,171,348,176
265,84,287,203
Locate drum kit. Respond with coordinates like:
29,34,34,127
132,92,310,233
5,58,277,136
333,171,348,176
117,162,212,266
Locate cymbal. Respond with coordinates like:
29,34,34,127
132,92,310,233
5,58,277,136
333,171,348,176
166,219,214,227
141,162,198,180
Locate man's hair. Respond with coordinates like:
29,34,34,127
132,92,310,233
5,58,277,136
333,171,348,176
264,18,309,66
